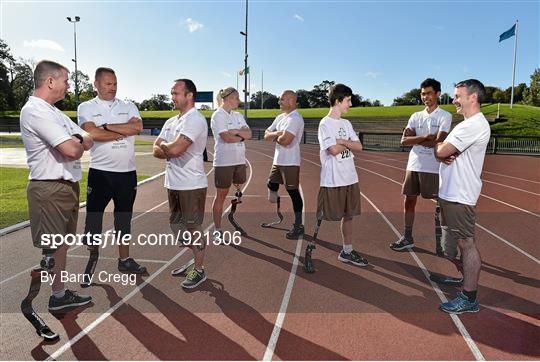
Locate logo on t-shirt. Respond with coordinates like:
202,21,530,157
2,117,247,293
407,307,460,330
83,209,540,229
338,127,347,138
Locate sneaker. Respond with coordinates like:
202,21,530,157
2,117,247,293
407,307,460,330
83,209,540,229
439,292,479,314
389,236,414,251
118,258,147,274
338,250,369,267
48,289,92,311
181,269,207,289
286,224,304,240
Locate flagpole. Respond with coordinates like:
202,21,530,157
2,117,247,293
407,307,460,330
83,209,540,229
261,69,264,109
510,19,518,109
236,72,239,91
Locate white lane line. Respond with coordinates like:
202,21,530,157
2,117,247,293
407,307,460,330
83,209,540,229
48,159,251,360
483,170,540,184
0,172,166,237
475,224,540,265
263,187,305,361
361,194,485,361
250,146,305,361
361,156,539,196
363,153,540,184
302,149,540,217
66,255,169,264
47,248,188,361
0,168,211,286
295,154,485,361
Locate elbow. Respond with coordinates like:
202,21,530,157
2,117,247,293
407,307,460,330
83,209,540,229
65,147,83,160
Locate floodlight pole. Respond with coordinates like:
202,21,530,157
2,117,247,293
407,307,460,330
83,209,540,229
67,16,81,106
240,0,248,121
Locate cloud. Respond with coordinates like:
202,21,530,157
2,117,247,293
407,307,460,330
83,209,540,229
185,18,203,33
221,72,232,78
293,14,304,22
364,71,382,79
23,39,64,52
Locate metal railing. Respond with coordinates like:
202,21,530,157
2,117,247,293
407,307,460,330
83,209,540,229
249,128,540,156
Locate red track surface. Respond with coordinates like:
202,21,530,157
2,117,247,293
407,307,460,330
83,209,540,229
1,140,538,360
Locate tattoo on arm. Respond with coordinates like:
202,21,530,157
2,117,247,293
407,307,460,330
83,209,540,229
180,134,193,143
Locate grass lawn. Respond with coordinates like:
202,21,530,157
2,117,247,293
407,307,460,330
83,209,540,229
2,104,538,135
0,167,149,229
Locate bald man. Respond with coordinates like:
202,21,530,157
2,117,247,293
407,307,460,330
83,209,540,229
264,90,305,239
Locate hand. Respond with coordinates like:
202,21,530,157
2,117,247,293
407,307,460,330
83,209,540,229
128,117,139,123
160,143,170,156
442,154,457,165
424,134,436,142
336,138,346,145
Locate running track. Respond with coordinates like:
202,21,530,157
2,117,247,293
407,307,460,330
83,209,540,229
0,139,539,360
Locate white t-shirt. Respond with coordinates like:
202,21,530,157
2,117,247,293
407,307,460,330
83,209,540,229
266,110,304,166
318,116,360,187
77,97,141,172
439,112,491,206
158,107,208,190
210,107,249,167
405,107,452,174
20,96,86,182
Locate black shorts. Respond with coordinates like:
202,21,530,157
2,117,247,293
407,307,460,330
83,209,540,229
84,168,137,236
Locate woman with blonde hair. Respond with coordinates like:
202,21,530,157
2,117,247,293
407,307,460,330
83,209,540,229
210,87,252,242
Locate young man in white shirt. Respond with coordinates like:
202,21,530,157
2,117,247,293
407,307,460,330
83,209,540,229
20,60,93,338
264,90,305,239
434,79,490,314
210,87,251,241
390,78,452,255
315,83,367,267
153,79,209,289
78,67,146,280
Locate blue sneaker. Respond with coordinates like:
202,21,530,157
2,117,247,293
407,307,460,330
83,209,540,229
440,292,479,314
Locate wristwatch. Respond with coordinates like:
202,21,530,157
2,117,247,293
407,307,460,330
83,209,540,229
102,123,109,130
72,133,84,144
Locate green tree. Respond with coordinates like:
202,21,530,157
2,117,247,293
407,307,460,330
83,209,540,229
11,59,33,109
309,80,334,107
0,39,16,110
392,88,421,106
140,94,171,110
250,91,279,109
492,89,507,103
295,89,310,108
523,69,539,106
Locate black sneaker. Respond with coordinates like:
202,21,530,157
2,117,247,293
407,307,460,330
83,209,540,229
181,269,207,289
389,236,414,251
338,250,369,267
118,258,147,274
286,224,304,240
48,289,92,311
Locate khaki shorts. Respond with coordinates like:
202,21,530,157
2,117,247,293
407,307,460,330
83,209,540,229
317,183,361,221
439,198,476,259
27,180,80,249
268,165,300,190
214,164,247,189
402,170,439,199
168,188,207,232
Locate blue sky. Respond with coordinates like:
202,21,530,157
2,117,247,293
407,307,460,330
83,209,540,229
1,0,538,106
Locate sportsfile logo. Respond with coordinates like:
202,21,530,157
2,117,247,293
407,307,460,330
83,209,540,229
39,230,243,249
